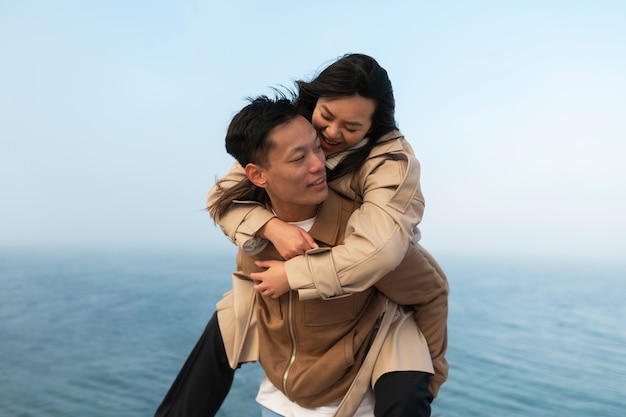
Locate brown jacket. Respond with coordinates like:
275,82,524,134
227,190,383,407
218,190,435,412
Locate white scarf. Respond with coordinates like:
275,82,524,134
324,138,369,170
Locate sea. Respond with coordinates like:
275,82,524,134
1,247,625,417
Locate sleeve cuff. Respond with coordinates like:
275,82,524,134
232,205,276,248
286,248,344,300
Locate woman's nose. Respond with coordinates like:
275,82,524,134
325,124,341,139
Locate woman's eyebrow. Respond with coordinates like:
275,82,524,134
320,103,335,117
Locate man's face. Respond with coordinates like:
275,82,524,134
252,115,328,222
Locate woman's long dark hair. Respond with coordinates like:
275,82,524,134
209,178,267,221
295,53,397,182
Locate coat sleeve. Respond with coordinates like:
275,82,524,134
206,162,275,250
288,152,426,300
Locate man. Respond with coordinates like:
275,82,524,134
156,96,437,417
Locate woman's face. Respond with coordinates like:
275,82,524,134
311,94,376,157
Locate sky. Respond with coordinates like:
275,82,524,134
1,1,625,262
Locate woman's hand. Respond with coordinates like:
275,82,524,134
258,218,317,260
252,260,290,298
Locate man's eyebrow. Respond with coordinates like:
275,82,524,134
320,103,365,127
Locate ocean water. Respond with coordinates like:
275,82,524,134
1,248,625,417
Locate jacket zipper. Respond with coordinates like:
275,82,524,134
282,291,296,398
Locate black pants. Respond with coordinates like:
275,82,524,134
154,312,433,417
154,312,234,417
374,371,433,417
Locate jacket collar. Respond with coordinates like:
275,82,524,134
324,130,406,170
367,129,408,158
308,190,344,247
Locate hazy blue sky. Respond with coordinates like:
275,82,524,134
2,1,625,261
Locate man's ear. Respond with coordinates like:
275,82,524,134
245,163,267,188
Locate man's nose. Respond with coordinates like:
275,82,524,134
310,154,325,172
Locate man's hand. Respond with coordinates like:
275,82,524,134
252,260,290,298
258,218,317,260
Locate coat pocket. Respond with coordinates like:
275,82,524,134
303,295,356,326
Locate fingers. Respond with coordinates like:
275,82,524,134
253,280,271,298
303,232,318,250
255,285,275,298
254,260,274,268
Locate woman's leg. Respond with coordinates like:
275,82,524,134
155,311,235,417
373,371,433,417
